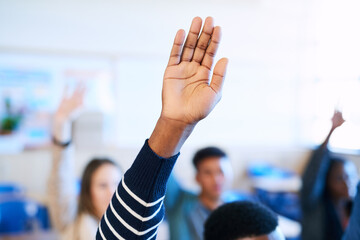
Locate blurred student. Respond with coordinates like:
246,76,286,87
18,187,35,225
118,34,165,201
165,147,232,240
47,86,122,240
301,110,358,240
204,201,285,240
96,16,229,239
343,182,360,239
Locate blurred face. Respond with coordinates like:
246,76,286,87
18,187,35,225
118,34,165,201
238,227,285,240
196,157,230,200
91,164,121,219
327,161,358,200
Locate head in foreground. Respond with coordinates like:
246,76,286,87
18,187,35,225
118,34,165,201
204,201,285,240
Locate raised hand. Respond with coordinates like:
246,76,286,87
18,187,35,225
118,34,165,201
149,17,228,157
54,84,86,124
331,110,345,130
96,18,228,240
161,17,228,125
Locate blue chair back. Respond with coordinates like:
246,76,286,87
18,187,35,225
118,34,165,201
0,198,51,234
0,183,23,195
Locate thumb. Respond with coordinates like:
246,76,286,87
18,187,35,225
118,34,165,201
210,58,228,94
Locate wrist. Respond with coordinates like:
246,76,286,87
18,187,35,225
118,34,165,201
158,115,196,132
54,112,68,125
52,136,71,148
53,118,72,143
148,116,196,158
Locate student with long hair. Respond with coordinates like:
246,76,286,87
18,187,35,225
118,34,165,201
47,86,122,240
301,110,358,240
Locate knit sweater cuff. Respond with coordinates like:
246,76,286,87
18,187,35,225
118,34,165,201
123,139,179,202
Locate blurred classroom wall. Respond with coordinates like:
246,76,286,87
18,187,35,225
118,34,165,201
0,0,360,216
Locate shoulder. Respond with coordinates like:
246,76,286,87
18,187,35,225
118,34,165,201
77,213,98,229
72,213,98,240
182,190,198,201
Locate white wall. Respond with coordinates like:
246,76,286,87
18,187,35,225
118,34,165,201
0,0,316,148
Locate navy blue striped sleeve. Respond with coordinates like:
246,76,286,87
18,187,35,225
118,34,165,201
97,140,179,239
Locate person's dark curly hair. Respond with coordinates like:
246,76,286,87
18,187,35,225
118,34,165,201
204,201,278,240
192,147,227,169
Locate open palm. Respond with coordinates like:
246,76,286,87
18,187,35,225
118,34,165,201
331,110,345,129
161,17,228,125
55,85,85,123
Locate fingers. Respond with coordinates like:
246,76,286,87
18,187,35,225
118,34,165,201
181,17,202,62
210,58,228,94
201,26,221,70
168,17,223,70
72,83,86,107
74,82,86,97
192,17,214,64
333,109,343,118
167,29,186,66
61,85,70,100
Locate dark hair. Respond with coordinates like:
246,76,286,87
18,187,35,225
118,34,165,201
324,156,348,198
204,201,278,240
192,147,227,169
328,156,346,175
345,199,354,218
326,157,346,183
77,158,118,219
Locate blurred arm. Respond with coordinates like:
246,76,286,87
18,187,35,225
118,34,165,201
164,173,186,212
47,124,77,232
301,110,345,209
47,86,85,232
301,145,331,209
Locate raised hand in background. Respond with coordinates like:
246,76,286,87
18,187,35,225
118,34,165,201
53,85,86,142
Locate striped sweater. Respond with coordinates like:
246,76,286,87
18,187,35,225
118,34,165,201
97,140,179,239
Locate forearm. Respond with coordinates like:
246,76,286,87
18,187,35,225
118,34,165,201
302,126,335,199
321,127,335,149
47,144,77,231
47,120,77,231
53,116,72,143
97,138,180,239
301,146,331,207
164,173,185,211
97,116,194,239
